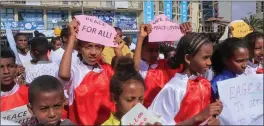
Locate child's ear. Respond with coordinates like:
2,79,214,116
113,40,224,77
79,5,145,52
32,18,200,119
184,54,191,65
27,104,34,116
110,93,117,104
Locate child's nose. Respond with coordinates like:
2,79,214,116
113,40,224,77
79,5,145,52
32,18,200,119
48,108,56,118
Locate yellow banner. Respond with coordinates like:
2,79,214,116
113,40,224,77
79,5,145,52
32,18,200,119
230,21,253,38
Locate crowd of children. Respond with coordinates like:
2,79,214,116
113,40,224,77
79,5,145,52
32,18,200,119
1,17,263,126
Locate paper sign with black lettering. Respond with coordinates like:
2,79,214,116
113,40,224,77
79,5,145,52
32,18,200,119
75,15,117,47
217,74,263,125
1,105,31,124
121,103,160,125
148,14,183,42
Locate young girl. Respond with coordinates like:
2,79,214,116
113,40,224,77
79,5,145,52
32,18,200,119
51,37,62,51
211,37,256,100
244,32,264,74
149,33,222,125
57,19,123,125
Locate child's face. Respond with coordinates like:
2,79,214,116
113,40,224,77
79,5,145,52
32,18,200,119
166,51,176,59
141,43,159,64
225,47,249,74
28,91,65,126
0,58,17,85
114,81,144,118
253,38,263,63
78,42,104,65
188,43,213,74
52,40,62,50
16,35,28,51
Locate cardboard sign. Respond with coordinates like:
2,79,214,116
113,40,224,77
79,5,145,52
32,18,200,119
75,15,117,47
149,14,184,42
230,21,253,38
121,103,160,125
217,74,263,125
1,105,32,124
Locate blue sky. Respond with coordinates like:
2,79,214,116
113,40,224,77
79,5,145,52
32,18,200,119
232,1,256,20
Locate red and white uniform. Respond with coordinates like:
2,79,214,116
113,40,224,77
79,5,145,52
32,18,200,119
1,84,30,124
149,73,211,125
139,59,182,108
57,60,115,125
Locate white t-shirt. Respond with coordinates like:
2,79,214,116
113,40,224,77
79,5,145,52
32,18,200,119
17,52,32,67
50,47,79,64
25,61,59,84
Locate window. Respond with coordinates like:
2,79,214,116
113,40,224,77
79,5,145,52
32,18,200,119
261,2,264,12
47,10,69,29
18,9,43,22
71,11,91,17
1,8,14,22
159,1,164,11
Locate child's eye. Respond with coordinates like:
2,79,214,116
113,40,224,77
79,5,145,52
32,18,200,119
40,107,48,111
126,99,134,102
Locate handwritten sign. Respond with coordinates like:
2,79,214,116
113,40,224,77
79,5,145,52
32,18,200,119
149,14,183,42
230,21,253,38
75,15,117,47
217,74,263,125
121,103,160,125
1,105,32,124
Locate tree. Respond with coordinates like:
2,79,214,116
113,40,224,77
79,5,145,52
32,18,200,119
242,14,264,33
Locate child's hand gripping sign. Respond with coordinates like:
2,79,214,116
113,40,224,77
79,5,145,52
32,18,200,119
121,103,162,126
148,14,184,42
74,15,117,47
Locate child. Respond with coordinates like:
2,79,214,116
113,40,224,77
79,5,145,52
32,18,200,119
24,37,59,84
57,19,123,125
14,33,32,67
1,47,30,124
103,56,162,126
22,75,74,126
149,33,222,125
133,24,185,107
244,32,264,74
211,37,256,100
51,37,62,51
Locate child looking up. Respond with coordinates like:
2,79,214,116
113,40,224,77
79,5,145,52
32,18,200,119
149,33,222,125
244,32,264,74
58,19,124,125
22,75,74,126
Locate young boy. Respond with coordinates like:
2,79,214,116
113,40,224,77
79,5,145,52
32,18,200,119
134,23,191,107
21,75,74,126
24,37,59,84
1,47,30,124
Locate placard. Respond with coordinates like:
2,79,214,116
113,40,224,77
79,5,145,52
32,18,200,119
75,15,117,47
149,14,184,42
217,74,263,125
230,21,253,38
1,105,31,124
121,103,160,125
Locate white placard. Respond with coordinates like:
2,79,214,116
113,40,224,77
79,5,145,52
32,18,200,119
1,105,32,124
217,74,263,125
121,103,160,125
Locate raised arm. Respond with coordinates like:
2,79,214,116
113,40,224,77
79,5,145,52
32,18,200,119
58,19,78,81
133,24,152,71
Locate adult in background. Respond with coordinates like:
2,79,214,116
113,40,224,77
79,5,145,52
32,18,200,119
102,27,133,64
14,33,32,67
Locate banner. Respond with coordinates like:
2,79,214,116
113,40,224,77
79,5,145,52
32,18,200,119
217,74,263,125
149,14,183,42
1,21,44,30
143,0,154,24
92,10,114,26
75,15,117,47
180,1,188,23
1,105,31,124
164,0,173,20
230,20,253,38
115,12,137,30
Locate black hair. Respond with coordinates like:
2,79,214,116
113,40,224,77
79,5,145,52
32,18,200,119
163,46,176,59
14,33,27,42
29,75,64,105
114,27,122,32
1,47,16,62
60,28,69,42
30,37,49,55
244,32,264,61
110,56,145,97
34,30,45,37
51,37,62,44
211,37,248,75
168,32,211,69
123,36,132,46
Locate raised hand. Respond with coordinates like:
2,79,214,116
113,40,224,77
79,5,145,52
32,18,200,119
139,24,152,38
180,22,192,34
